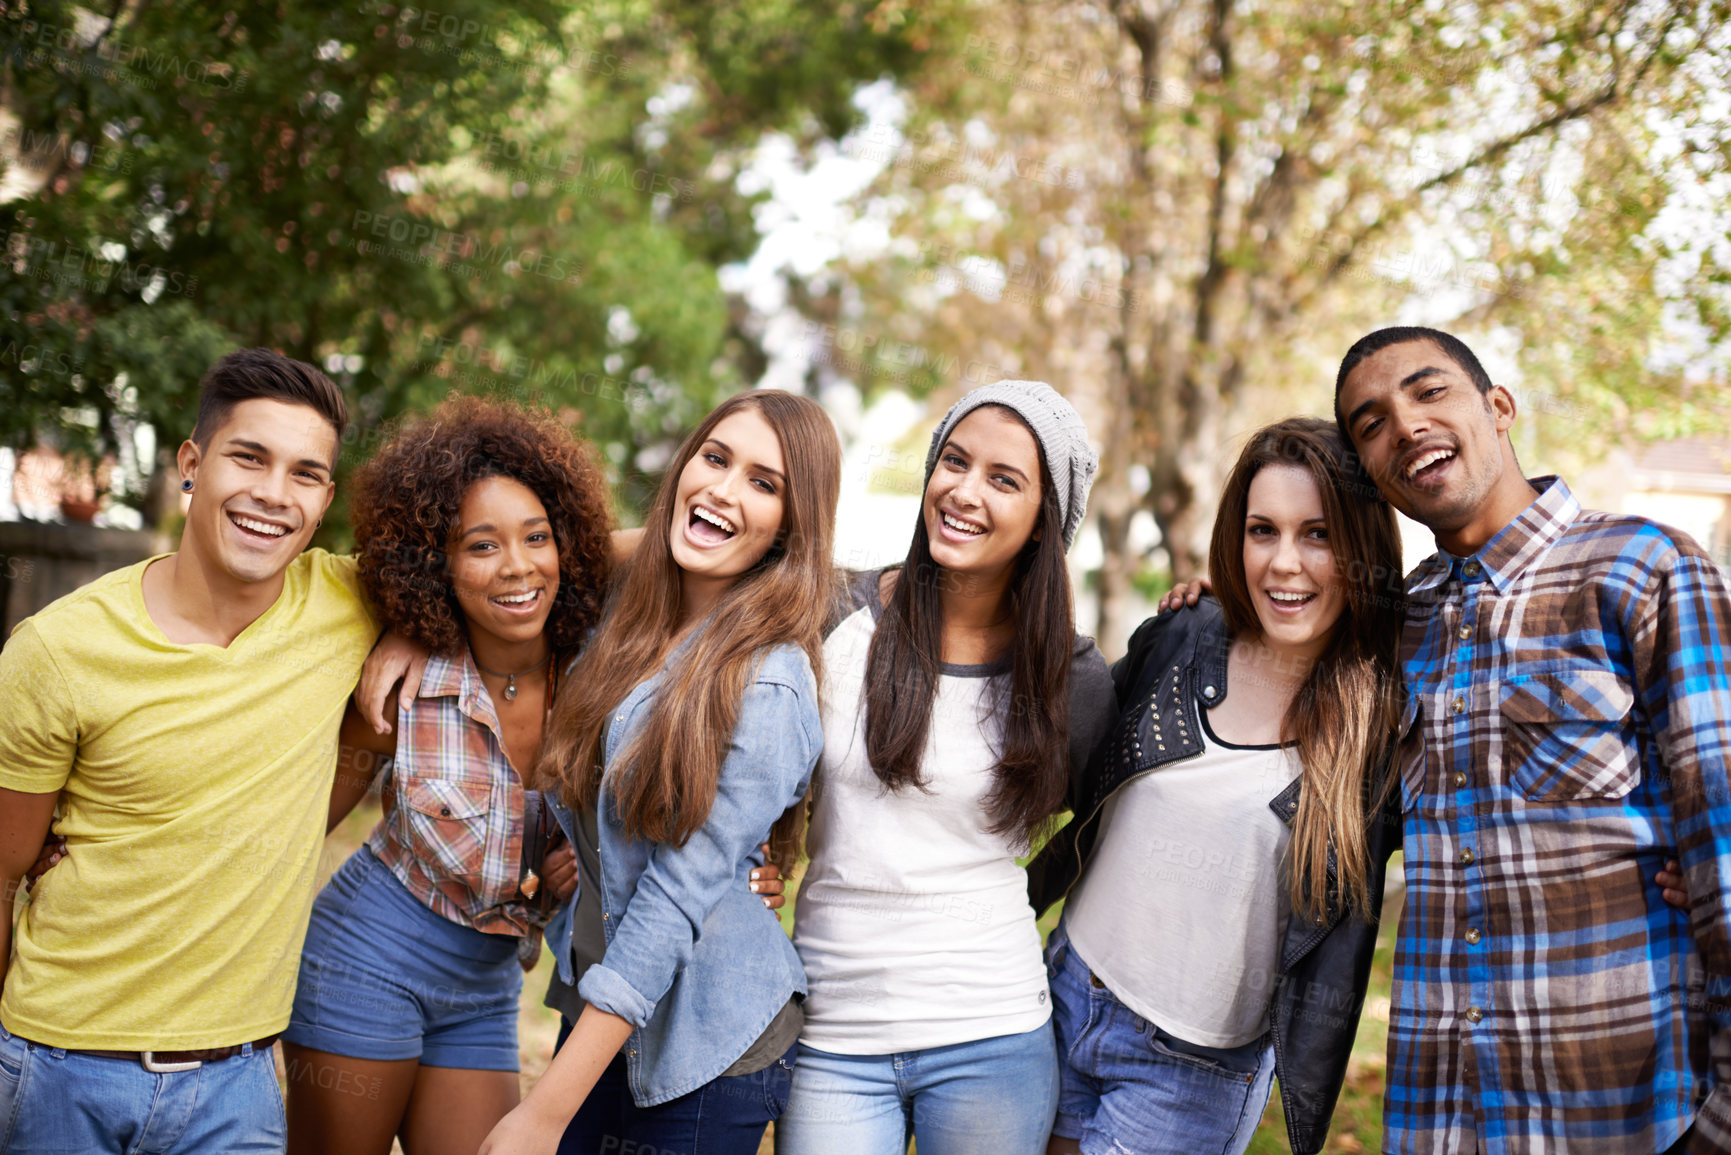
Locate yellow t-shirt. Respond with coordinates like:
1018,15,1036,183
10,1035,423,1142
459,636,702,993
0,549,377,1050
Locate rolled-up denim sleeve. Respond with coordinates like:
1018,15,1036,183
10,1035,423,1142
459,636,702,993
578,663,820,1027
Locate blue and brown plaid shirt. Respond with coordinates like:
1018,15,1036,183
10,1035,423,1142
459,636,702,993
1387,476,1731,1154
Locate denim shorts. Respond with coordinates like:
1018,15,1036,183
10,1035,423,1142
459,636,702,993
1046,922,1275,1155
283,847,523,1070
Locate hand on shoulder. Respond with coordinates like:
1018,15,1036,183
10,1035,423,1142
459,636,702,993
1155,577,1212,614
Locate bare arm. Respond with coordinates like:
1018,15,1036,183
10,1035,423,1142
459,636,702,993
328,700,397,833
478,1004,635,1154
0,789,60,998
354,631,431,734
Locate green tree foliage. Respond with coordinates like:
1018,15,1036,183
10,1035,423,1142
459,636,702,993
0,0,953,532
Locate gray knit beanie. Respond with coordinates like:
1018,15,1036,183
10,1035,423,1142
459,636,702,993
923,380,1099,551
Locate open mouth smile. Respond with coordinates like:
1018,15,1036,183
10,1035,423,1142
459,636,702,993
685,504,738,547
490,589,543,612
1265,589,1317,614
938,510,986,541
228,511,292,542
1401,445,1457,487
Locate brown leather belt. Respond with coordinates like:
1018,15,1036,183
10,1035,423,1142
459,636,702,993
78,1033,281,1072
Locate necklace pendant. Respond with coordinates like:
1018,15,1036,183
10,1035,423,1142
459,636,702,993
504,676,518,702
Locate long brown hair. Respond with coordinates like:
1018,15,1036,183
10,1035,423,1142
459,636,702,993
862,406,1074,845
538,391,841,868
1208,417,1403,922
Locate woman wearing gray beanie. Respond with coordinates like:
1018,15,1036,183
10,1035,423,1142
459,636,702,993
778,381,1116,1155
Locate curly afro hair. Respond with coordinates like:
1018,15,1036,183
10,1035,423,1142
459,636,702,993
351,395,614,656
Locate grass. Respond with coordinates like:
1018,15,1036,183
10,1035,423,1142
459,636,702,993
313,807,1400,1154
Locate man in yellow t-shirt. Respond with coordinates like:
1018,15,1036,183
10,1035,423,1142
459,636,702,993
0,350,378,1154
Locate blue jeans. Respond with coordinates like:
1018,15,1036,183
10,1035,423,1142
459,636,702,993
774,1020,1058,1155
0,1020,285,1154
1047,923,1275,1155
553,1018,794,1155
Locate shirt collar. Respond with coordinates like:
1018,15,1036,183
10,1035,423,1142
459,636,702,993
417,651,471,701
1420,475,1577,595
416,650,503,732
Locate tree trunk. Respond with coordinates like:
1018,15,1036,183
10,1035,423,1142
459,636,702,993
1092,495,1137,657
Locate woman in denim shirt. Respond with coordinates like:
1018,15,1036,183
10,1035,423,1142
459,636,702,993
479,390,841,1155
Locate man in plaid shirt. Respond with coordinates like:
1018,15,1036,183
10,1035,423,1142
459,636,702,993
1336,326,1731,1155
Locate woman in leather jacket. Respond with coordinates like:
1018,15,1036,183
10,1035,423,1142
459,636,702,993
1026,417,1405,1155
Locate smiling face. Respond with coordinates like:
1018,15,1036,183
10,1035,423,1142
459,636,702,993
923,405,1044,579
1241,463,1346,661
176,398,338,587
668,407,788,604
448,475,561,655
1338,339,1530,553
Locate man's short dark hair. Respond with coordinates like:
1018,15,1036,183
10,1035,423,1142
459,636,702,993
193,348,348,449
1334,326,1494,435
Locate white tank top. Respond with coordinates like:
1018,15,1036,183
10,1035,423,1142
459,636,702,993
1064,712,1301,1047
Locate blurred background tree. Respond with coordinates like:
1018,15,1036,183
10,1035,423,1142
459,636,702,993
2,0,1727,646
5,3,1729,1149
790,0,1731,646
0,0,959,536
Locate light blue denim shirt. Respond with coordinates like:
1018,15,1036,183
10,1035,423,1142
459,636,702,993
545,641,820,1106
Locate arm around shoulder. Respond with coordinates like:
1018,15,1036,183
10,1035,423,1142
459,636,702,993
0,789,59,995
1630,550,1731,1153
329,700,397,832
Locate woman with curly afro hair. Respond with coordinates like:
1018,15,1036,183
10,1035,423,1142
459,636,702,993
280,395,617,1155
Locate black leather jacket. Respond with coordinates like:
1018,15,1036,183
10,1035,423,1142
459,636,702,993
1027,597,1401,1155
